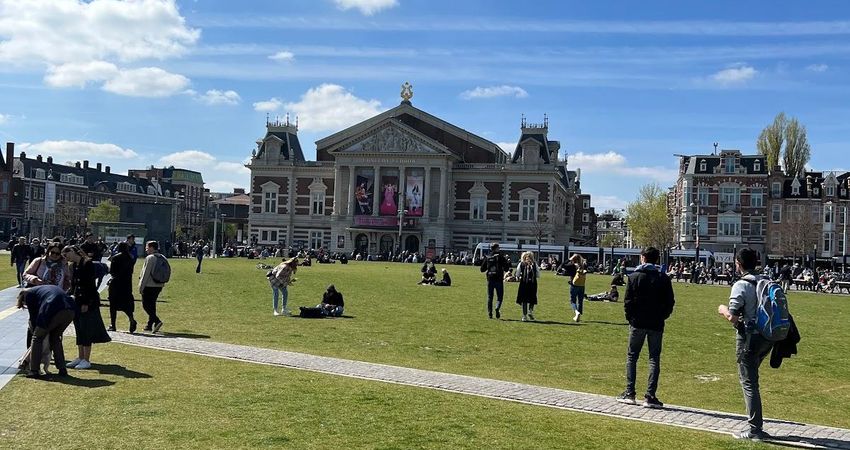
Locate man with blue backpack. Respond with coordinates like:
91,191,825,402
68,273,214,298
718,248,791,442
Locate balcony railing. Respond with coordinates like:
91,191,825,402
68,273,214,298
719,201,741,211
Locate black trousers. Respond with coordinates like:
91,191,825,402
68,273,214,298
142,287,163,327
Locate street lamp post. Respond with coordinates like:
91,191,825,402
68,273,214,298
220,213,228,254
212,204,218,258
691,202,701,283
843,205,848,273
397,194,407,255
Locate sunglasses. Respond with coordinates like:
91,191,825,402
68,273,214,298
49,251,61,256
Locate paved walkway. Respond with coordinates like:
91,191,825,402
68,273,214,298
77,329,850,450
0,285,28,389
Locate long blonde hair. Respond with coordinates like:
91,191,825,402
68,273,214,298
521,251,535,265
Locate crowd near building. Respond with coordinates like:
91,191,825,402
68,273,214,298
671,148,850,267
246,85,593,258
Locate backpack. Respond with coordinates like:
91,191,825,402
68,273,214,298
150,254,171,284
299,306,325,318
751,278,791,341
486,255,503,277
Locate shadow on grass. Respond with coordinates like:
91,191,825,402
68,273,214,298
90,363,152,379
662,406,806,427
583,320,629,327
47,375,115,388
144,331,211,339
768,436,850,449
501,319,575,326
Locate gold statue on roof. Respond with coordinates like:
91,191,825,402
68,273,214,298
400,81,413,102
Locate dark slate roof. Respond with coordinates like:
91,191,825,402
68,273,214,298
511,133,552,164
16,156,176,197
686,152,766,175
257,131,304,161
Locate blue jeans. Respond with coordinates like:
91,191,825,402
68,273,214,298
272,285,288,312
570,285,585,314
15,262,27,287
625,325,663,397
486,278,504,315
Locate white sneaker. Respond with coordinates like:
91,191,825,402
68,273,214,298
573,311,581,322
273,310,280,316
521,315,527,322
527,311,535,321
66,358,82,368
75,360,92,370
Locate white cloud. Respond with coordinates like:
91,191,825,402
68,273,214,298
102,67,190,97
268,51,294,62
460,85,528,100
568,151,676,183
158,150,250,192
0,0,199,65
806,63,829,72
195,89,241,105
0,113,8,124
44,61,119,88
590,195,629,211
333,0,398,15
253,97,283,112
496,142,515,153
284,84,384,132
710,64,757,86
19,140,139,159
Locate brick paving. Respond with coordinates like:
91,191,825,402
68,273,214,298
85,328,850,449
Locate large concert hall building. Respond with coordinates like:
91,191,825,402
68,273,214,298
247,85,590,257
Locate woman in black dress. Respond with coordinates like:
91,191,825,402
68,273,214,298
63,245,111,370
516,251,540,322
108,242,137,333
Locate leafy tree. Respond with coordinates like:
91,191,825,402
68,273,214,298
599,233,624,249
626,183,674,252
756,112,811,176
87,200,119,223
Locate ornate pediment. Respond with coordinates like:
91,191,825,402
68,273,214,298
337,121,444,155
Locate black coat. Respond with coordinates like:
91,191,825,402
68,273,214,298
624,266,675,332
71,260,100,307
108,252,135,311
770,316,800,368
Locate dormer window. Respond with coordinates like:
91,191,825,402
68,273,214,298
699,160,707,172
724,156,736,174
791,179,801,196
34,169,46,179
754,160,761,172
827,186,835,197
814,187,820,196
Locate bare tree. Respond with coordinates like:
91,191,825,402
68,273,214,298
529,210,553,257
776,206,819,262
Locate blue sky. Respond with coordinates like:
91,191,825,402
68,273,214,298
1,0,849,211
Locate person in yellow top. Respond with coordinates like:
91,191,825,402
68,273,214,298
569,254,587,322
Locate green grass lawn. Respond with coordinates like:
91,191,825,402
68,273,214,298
0,344,767,450
97,258,849,429
0,251,23,289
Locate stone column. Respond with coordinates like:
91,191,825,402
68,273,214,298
348,165,356,217
398,165,406,212
332,166,342,216
423,166,431,218
372,165,380,216
438,166,447,219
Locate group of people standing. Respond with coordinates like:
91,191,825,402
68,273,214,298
480,243,587,322
14,235,170,378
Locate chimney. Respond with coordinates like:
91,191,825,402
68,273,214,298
96,162,102,171
83,160,89,169
75,161,81,169
36,155,43,162
4,142,13,172
105,166,110,173
47,156,53,164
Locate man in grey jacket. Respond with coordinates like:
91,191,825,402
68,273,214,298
139,241,166,333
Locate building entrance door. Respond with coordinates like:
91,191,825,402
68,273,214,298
405,235,420,253
355,234,369,254
380,234,394,254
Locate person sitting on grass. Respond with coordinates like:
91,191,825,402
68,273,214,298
587,285,620,302
503,268,518,282
434,268,452,286
318,285,344,317
418,260,437,285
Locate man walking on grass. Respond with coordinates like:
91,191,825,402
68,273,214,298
617,246,675,409
480,243,511,319
718,248,774,442
139,241,167,333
